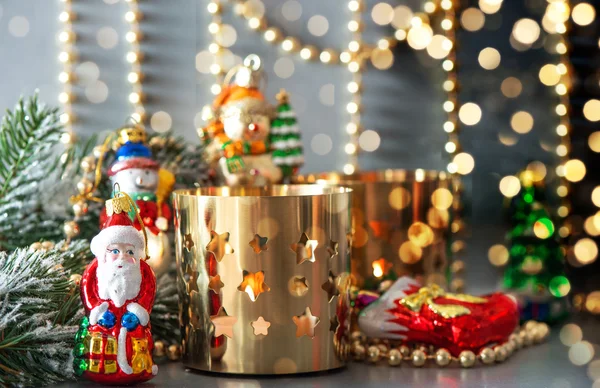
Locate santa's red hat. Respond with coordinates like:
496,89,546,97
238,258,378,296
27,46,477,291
91,210,145,259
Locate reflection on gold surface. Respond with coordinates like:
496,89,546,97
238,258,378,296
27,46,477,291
210,307,237,339
408,222,435,247
399,241,423,264
290,233,318,264
206,231,234,262
295,170,454,288
288,276,309,297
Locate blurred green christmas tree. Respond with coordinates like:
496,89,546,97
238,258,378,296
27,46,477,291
503,168,569,323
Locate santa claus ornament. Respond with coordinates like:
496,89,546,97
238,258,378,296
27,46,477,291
200,54,304,186
73,191,158,384
99,125,175,277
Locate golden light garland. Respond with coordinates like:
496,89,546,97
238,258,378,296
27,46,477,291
124,0,146,123
57,0,76,144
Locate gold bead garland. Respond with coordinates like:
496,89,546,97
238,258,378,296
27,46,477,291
350,320,550,368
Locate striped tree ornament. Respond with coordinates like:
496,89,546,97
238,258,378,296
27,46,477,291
270,89,304,178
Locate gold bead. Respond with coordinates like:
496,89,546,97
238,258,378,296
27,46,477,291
30,242,43,251
522,331,534,347
535,323,549,342
70,273,82,285
154,340,166,357
80,156,96,173
350,331,366,343
76,178,94,195
411,349,426,367
367,345,381,363
388,348,402,366
479,348,495,364
41,241,55,251
399,345,411,357
72,200,89,218
459,350,476,368
435,348,451,366
504,341,515,356
167,344,181,361
63,221,80,238
524,320,537,331
377,343,388,354
494,346,507,362
509,333,521,349
353,344,366,360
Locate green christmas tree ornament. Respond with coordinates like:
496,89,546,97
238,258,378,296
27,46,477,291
502,167,569,324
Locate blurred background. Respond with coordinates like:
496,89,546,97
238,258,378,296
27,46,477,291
1,0,599,308
1,0,600,383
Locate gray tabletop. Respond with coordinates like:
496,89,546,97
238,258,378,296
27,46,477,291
58,318,595,388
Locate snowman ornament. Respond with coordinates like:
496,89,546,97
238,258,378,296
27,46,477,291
200,54,303,186
100,126,174,277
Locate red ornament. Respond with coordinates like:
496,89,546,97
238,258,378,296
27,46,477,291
358,277,519,356
74,195,157,385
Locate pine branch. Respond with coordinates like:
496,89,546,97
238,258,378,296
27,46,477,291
0,94,69,251
0,240,91,387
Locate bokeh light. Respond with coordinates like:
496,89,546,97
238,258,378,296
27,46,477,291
574,238,598,265
583,99,600,122
388,187,411,210
408,222,434,247
478,47,501,70
569,341,595,366
461,8,485,32
431,188,453,210
488,244,509,266
549,275,570,297
539,64,561,86
589,132,600,152
371,2,394,25
453,153,475,175
564,159,586,182
512,18,540,45
501,77,522,98
499,175,521,197
458,102,482,125
511,111,534,134
572,3,595,26
560,324,583,346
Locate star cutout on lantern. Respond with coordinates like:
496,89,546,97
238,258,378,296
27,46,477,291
183,233,195,252
293,307,320,338
249,234,269,254
329,315,339,333
237,270,270,301
251,316,271,336
289,276,309,297
290,233,318,265
210,307,237,339
327,239,339,260
186,266,199,294
321,270,340,303
206,230,234,262
208,274,224,294
372,258,393,278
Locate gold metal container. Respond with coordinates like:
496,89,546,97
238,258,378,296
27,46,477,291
173,185,353,375
295,170,456,289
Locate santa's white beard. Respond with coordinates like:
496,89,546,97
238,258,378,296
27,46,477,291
97,259,142,308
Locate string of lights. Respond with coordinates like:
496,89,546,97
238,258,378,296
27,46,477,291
207,0,226,95
57,0,76,144
219,0,469,178
124,0,146,123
